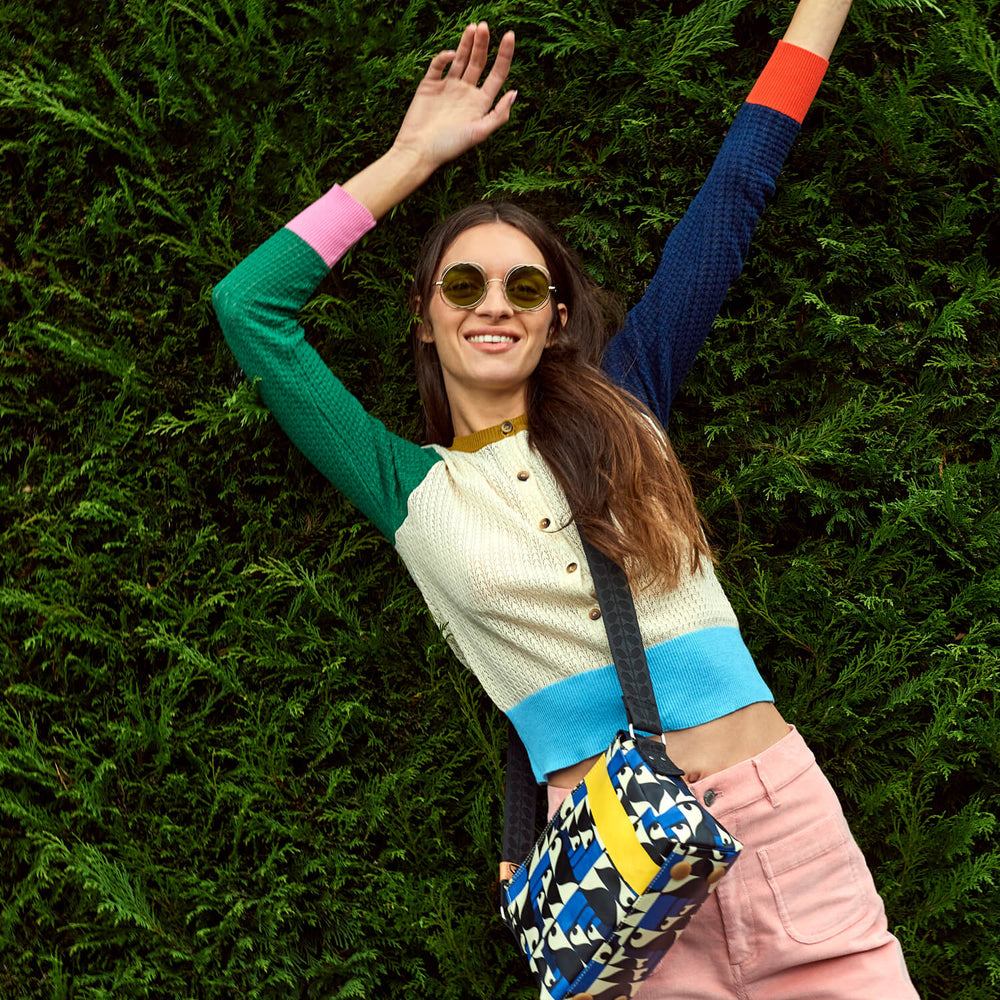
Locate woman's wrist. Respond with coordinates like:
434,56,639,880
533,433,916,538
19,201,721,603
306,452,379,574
386,140,441,181
341,144,437,221
782,0,853,60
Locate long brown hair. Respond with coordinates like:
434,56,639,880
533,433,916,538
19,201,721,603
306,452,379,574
408,202,711,590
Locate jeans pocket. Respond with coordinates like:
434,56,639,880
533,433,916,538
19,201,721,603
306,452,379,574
757,812,868,944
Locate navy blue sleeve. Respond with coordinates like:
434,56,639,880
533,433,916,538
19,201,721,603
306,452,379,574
601,102,802,428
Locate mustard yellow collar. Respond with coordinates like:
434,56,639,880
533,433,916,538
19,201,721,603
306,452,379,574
449,414,528,452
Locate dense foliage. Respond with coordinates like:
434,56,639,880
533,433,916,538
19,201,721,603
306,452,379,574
2,0,997,996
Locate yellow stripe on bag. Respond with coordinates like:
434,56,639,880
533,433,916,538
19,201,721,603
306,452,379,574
586,762,659,894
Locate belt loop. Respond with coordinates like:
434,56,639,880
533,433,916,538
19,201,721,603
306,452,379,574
753,758,780,809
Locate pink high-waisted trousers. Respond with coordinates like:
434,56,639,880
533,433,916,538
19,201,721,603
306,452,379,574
545,727,919,1000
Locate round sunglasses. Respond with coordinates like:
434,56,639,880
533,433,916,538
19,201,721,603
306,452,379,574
434,262,555,312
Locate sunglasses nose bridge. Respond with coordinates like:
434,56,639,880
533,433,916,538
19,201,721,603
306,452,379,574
475,276,514,313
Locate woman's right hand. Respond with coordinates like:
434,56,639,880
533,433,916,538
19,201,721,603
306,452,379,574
340,23,514,220
391,22,516,175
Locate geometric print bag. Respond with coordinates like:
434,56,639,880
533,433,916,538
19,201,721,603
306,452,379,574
500,538,743,999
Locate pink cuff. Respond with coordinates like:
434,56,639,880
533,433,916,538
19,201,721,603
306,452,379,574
285,184,376,267
746,40,830,124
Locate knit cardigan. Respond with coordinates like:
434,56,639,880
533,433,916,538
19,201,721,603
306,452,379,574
214,41,829,781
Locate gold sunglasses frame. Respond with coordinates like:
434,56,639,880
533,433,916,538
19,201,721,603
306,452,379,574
434,262,556,312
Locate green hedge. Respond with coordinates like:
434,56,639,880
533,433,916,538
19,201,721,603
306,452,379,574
2,0,998,997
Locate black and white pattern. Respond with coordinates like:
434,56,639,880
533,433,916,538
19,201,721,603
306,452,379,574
500,732,742,1000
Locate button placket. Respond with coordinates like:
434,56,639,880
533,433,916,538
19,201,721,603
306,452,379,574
518,449,588,592
510,444,548,530
559,528,595,610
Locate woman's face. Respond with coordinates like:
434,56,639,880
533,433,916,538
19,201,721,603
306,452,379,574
419,222,567,429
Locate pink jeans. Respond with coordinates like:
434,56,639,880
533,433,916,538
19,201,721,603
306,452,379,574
546,727,919,1000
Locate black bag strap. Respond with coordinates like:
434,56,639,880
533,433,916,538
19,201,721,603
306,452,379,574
578,535,662,736
502,726,537,864
501,536,679,865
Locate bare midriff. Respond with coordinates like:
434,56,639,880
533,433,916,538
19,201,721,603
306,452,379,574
547,701,791,791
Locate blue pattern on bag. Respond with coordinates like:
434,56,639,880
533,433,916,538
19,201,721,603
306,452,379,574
501,732,742,1000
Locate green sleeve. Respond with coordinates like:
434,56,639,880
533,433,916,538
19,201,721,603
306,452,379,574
213,227,441,541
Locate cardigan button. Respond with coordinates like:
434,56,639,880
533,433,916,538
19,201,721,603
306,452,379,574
566,562,578,573
517,471,529,481
539,518,550,529
501,420,514,434
589,608,602,621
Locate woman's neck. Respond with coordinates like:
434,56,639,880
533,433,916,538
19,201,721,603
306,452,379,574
447,388,527,438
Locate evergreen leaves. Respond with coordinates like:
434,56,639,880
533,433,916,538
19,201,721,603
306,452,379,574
2,0,997,997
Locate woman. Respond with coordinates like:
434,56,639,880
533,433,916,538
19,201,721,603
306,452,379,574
214,2,919,996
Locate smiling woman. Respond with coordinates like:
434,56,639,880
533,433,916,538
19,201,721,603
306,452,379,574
417,221,567,436
213,6,920,999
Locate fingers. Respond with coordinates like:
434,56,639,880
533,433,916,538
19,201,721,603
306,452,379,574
447,22,477,78
445,22,514,91
462,22,490,82
471,88,517,145
480,29,515,103
495,88,517,123
423,47,456,80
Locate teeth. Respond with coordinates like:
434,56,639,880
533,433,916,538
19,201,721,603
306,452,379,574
468,334,516,343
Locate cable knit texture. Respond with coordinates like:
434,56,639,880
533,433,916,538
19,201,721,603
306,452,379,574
214,43,828,780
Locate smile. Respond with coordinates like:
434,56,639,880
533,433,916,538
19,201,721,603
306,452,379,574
466,334,519,344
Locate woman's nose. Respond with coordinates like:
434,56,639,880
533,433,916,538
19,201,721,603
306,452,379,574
475,277,513,316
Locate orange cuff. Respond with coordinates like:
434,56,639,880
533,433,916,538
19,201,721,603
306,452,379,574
746,40,829,124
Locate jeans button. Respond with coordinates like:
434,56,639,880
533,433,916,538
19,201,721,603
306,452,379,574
704,789,717,806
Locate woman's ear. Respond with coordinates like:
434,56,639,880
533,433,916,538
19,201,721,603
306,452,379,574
547,303,569,346
414,295,434,343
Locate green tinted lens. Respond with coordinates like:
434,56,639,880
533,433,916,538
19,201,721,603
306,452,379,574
505,266,550,309
441,264,485,307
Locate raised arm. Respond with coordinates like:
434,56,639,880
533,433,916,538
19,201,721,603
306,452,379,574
213,24,516,539
602,0,853,428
